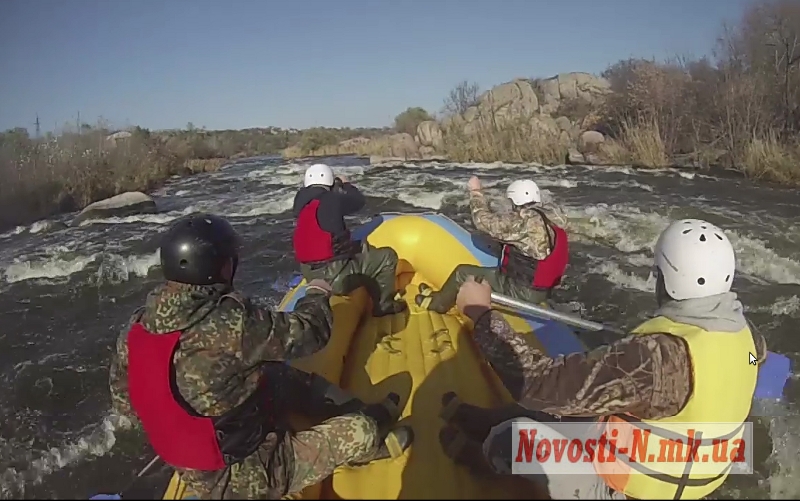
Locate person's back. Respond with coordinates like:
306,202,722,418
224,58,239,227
501,201,568,261
129,281,325,417
438,219,764,500
110,213,413,499
292,164,406,317
417,176,570,313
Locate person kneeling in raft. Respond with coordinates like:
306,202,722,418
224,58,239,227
439,219,765,500
109,213,413,499
416,175,569,313
292,163,406,317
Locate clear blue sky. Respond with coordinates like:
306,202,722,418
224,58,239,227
0,0,750,132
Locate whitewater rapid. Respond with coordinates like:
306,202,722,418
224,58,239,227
0,156,798,499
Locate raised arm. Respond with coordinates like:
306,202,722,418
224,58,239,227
236,286,334,364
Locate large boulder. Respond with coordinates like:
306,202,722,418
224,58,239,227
416,120,443,148
72,191,157,226
461,79,540,132
578,130,606,154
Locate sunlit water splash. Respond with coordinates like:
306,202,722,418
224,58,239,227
1,155,798,499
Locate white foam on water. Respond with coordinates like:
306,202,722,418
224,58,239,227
747,296,800,317
77,206,198,226
28,221,60,234
0,414,131,498
0,226,26,239
758,402,800,499
95,250,161,285
2,249,161,286
727,232,800,286
608,179,655,192
244,162,366,187
224,191,295,217
769,296,800,316
566,203,664,253
590,261,657,293
397,190,449,210
2,254,99,284
537,178,579,189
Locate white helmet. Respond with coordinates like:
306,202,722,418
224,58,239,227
654,219,736,301
506,180,541,206
303,163,334,187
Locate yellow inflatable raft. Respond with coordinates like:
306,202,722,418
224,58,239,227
162,212,586,500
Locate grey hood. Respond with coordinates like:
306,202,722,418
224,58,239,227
655,291,748,333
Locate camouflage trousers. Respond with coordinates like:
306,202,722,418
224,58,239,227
423,264,550,314
300,242,400,316
180,413,379,499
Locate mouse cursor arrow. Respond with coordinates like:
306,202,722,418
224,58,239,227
749,352,757,365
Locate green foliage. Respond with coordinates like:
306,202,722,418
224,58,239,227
394,107,432,135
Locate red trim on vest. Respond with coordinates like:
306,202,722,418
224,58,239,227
499,224,569,290
127,323,226,471
293,199,335,263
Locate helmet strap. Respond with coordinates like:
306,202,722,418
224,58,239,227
654,269,674,306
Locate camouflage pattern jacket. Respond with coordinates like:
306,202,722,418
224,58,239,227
471,311,768,419
469,190,568,261
109,281,333,425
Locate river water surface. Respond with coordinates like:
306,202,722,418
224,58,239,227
1,156,798,499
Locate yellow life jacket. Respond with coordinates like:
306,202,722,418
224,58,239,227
593,316,757,500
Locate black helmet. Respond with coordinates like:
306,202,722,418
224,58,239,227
160,213,241,285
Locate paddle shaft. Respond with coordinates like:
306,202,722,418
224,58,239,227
490,292,792,387
490,293,627,336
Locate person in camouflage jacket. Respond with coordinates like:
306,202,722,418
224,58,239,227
109,213,413,499
417,175,569,313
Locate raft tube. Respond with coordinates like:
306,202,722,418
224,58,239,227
162,212,583,500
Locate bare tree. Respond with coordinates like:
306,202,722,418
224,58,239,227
763,2,800,131
442,80,482,117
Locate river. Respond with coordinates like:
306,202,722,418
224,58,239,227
1,156,798,499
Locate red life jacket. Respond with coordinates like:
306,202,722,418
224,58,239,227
498,209,569,290
126,323,273,471
293,198,359,264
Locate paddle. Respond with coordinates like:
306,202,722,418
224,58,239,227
490,292,793,401
89,456,160,500
491,292,626,336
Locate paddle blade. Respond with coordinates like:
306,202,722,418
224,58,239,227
89,495,122,500
755,351,792,400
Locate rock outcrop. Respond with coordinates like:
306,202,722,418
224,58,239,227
443,72,611,147
536,72,611,115
284,71,613,163
71,191,157,226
